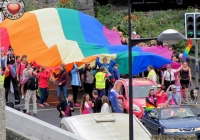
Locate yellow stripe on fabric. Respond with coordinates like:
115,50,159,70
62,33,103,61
31,8,84,64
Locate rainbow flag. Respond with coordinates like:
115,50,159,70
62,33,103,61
183,39,192,61
0,8,178,75
145,102,155,112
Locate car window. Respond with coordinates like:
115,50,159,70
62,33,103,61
160,107,195,120
120,85,126,99
113,82,122,92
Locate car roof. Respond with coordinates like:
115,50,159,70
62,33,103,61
60,113,151,140
120,78,156,86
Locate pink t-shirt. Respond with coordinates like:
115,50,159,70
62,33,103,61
155,91,167,105
17,63,26,77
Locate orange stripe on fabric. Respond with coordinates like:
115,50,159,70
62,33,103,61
0,13,62,67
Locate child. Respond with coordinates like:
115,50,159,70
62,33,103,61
57,94,74,118
92,90,102,113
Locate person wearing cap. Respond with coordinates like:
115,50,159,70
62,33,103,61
147,65,157,83
166,85,182,107
82,63,95,99
92,90,102,113
95,66,111,98
96,55,116,96
131,31,140,39
155,84,167,108
162,64,182,91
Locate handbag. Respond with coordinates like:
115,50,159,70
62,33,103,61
49,73,56,83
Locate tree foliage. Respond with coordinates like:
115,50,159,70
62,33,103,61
95,5,198,54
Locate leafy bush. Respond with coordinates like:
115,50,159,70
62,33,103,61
56,0,77,9
95,5,199,54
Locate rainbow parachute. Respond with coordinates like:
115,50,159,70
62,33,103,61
0,8,178,74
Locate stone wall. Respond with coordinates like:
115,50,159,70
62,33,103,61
26,0,95,16
0,86,6,140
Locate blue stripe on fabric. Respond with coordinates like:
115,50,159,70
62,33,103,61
78,12,110,46
132,52,172,74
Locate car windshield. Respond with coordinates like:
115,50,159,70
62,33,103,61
160,107,195,120
128,86,157,98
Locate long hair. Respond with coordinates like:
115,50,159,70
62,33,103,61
21,55,27,62
60,63,67,73
102,96,110,106
81,93,90,111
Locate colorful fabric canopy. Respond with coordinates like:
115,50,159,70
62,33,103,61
0,8,177,74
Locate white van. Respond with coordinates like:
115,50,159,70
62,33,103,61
60,113,151,140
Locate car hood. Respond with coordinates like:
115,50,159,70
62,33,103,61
133,98,146,107
160,118,200,128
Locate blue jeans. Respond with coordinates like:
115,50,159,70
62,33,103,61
97,89,106,98
57,85,67,102
39,88,49,104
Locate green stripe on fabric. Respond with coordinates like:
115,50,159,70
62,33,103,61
56,8,85,42
116,51,139,74
56,8,109,56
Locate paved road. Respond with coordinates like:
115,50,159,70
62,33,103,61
7,82,200,128
8,84,84,127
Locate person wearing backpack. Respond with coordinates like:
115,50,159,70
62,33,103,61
38,66,50,107
24,69,38,116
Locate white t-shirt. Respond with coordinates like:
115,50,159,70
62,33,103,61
163,69,177,81
101,103,111,113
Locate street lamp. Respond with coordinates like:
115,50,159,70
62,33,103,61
127,0,133,140
127,3,158,140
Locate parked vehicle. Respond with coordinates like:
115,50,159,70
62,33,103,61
109,78,157,119
141,106,200,139
60,113,152,140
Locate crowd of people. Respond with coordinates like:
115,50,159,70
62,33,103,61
0,37,199,118
0,46,120,117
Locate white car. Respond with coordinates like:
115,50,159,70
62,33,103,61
60,113,152,140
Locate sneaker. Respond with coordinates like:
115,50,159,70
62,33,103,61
74,103,79,107
22,96,25,99
38,104,44,107
43,102,49,106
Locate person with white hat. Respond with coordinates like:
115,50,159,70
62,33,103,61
162,64,182,91
131,31,140,39
155,84,167,108
166,85,182,107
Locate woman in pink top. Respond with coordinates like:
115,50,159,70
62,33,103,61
155,84,168,108
80,94,93,114
17,55,27,99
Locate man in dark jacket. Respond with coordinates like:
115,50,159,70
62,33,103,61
92,90,102,113
57,94,74,118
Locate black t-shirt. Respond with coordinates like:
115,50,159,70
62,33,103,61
6,54,16,65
